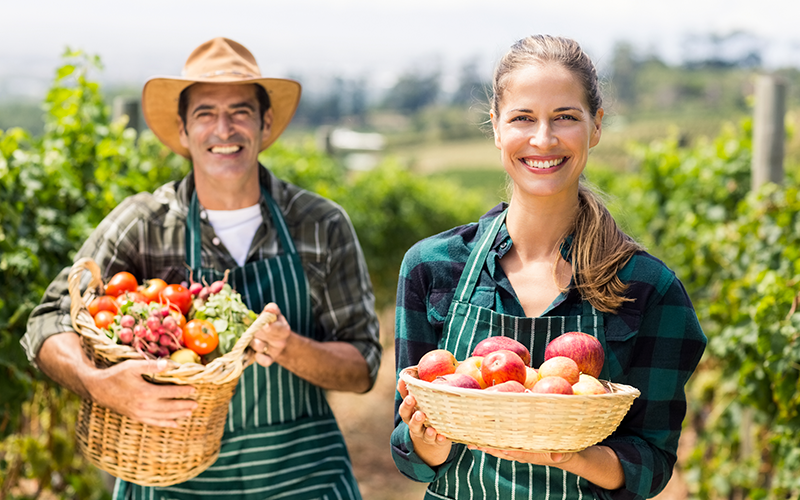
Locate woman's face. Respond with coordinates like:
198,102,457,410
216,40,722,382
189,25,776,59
492,62,603,204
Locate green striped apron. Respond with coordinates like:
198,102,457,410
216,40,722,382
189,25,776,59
115,187,360,500
428,209,610,500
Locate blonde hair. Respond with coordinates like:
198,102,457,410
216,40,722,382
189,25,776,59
493,35,642,313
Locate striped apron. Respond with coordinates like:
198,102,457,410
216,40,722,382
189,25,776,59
115,187,360,500
427,209,610,500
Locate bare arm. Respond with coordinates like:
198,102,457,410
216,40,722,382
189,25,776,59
37,332,198,428
472,445,624,490
250,303,372,393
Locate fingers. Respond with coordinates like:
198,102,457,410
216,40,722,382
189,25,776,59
396,378,408,398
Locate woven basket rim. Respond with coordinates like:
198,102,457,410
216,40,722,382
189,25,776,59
400,366,640,400
68,257,274,384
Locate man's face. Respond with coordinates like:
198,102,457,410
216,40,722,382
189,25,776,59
178,83,272,183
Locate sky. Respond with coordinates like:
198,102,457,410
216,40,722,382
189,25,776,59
1,0,798,99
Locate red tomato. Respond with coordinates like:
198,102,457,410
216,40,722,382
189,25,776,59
115,291,147,307
141,278,168,303
160,284,192,315
93,310,116,329
105,271,138,297
183,319,219,355
87,295,120,317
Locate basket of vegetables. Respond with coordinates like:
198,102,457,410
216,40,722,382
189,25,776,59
68,258,273,486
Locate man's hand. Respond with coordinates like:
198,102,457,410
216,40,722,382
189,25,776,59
250,303,291,367
85,358,198,428
36,332,196,428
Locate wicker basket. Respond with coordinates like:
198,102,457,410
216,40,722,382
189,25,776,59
400,366,640,453
68,258,275,486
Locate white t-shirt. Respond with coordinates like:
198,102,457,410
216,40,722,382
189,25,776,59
203,204,263,266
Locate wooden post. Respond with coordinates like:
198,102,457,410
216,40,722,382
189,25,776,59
112,96,140,133
751,75,786,190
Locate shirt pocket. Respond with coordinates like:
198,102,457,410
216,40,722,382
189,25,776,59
603,303,641,379
428,286,495,324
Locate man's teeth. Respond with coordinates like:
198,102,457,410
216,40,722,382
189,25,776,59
210,145,241,154
523,158,564,169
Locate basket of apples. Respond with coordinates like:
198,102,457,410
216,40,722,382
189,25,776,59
400,333,640,453
67,258,275,487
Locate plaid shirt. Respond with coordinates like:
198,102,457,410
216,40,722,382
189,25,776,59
391,203,707,500
23,166,382,387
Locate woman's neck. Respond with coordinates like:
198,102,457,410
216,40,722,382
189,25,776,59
505,191,579,263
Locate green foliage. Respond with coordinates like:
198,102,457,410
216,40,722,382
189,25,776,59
263,140,485,308
613,120,800,498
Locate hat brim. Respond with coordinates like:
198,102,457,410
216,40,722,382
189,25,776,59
142,76,301,158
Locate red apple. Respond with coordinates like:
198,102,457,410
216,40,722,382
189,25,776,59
417,349,457,382
481,349,527,387
454,356,487,388
523,366,540,389
530,376,574,395
572,374,609,395
472,336,531,366
431,373,482,389
537,356,580,385
544,331,604,378
483,380,526,393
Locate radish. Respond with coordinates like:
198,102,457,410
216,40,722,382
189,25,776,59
120,315,135,328
119,328,134,344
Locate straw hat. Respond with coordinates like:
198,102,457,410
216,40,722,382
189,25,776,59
142,37,301,158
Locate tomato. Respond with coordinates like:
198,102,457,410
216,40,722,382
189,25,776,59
141,278,168,303
93,310,116,329
105,271,138,297
87,295,120,317
115,291,147,307
183,319,219,355
160,284,193,315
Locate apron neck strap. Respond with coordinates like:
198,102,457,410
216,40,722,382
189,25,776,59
453,209,507,304
186,186,297,271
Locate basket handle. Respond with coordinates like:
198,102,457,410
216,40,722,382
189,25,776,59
199,305,277,375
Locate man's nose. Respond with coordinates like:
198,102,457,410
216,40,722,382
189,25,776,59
215,112,235,139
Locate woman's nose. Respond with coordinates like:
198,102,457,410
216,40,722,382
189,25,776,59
529,123,557,149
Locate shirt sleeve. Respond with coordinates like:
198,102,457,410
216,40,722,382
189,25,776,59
390,243,464,482
313,208,382,389
591,268,707,500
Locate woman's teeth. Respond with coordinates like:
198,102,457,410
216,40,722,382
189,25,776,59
210,145,241,154
523,157,565,169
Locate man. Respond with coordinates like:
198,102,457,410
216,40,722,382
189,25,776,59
23,37,381,499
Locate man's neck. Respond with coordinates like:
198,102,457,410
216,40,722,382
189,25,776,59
193,166,261,210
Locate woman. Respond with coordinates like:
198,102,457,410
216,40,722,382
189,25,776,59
391,35,706,499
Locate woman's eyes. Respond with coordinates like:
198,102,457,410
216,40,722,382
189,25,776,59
509,114,578,122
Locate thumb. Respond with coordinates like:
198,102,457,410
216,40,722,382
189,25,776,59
263,302,281,316
128,357,171,374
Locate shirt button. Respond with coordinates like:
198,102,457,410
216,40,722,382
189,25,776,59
212,237,221,245
200,210,208,219
500,241,508,249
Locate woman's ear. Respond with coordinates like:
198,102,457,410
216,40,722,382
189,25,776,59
491,111,501,149
589,108,603,148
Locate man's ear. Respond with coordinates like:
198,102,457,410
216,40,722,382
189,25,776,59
262,108,274,133
178,117,189,149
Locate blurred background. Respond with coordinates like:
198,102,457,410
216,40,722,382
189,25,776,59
2,1,800,499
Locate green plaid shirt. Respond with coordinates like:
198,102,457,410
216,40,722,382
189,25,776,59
23,166,381,386
391,203,707,500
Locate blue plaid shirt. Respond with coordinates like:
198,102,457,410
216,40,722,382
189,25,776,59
391,203,707,500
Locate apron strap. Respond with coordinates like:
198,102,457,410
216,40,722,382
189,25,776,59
186,186,298,272
453,209,508,304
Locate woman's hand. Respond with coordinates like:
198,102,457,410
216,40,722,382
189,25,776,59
397,378,452,467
